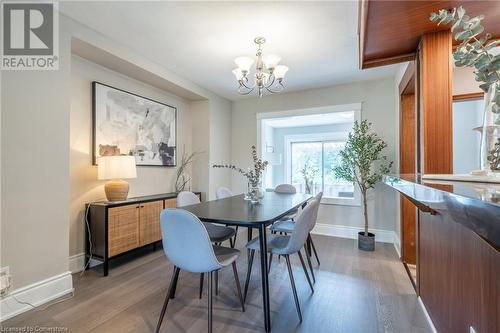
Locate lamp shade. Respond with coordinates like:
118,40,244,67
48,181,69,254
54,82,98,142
98,156,137,180
234,56,254,72
273,65,289,79
263,54,281,69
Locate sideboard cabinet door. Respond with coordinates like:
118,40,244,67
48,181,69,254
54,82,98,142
164,198,177,208
108,204,140,257
139,200,163,245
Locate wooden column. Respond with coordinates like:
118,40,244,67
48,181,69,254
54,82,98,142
418,30,453,174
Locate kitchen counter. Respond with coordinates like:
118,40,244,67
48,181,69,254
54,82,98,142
383,174,500,333
383,174,500,250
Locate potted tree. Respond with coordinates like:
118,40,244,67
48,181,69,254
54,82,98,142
333,120,392,251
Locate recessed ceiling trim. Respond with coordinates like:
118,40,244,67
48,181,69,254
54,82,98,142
71,38,207,101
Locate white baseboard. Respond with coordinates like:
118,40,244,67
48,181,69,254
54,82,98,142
312,223,397,244
0,271,73,321
418,296,438,333
68,253,100,274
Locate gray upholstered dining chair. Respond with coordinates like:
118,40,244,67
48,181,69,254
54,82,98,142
274,184,299,222
177,191,236,298
215,187,239,248
243,199,319,323
271,192,323,281
177,191,236,246
156,209,245,333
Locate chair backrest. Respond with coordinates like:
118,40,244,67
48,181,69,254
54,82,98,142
275,184,296,194
311,192,323,230
216,187,233,199
160,209,222,273
284,199,319,254
176,191,200,207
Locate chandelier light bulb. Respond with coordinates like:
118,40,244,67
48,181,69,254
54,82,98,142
263,54,281,70
273,65,289,80
234,56,254,73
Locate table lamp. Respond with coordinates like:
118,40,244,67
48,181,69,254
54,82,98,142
98,155,137,201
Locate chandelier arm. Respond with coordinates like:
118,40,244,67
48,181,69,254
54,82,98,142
238,86,255,95
264,74,276,88
265,80,284,93
240,79,255,90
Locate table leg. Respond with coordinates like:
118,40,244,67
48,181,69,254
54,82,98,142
247,227,253,261
258,224,271,332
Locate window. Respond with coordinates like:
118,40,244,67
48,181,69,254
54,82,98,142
258,104,362,206
285,132,359,206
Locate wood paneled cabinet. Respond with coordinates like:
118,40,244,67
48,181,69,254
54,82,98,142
86,192,200,276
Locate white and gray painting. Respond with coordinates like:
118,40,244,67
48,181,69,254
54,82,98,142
94,82,176,166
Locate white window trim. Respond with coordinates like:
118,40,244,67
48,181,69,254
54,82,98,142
284,132,361,207
256,104,362,206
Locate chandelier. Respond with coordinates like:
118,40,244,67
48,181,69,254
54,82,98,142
232,37,289,97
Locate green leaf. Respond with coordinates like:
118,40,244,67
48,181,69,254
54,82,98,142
457,6,465,19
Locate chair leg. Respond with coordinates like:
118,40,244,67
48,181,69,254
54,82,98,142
285,255,302,323
199,273,204,299
304,245,316,284
231,262,245,312
243,249,255,302
306,235,312,256
268,253,273,273
169,266,181,299
309,234,320,266
208,271,213,333
232,226,239,248
155,266,180,333
215,270,219,296
297,250,314,293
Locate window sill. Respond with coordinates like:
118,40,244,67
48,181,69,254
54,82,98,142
320,197,361,207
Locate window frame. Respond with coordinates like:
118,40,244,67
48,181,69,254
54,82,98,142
284,132,361,206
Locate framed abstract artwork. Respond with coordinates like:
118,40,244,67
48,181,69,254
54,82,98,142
92,81,177,166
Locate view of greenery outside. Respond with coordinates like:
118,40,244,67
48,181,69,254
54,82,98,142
291,141,354,198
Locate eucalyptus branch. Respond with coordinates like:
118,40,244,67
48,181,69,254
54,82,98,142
213,145,268,186
430,6,500,113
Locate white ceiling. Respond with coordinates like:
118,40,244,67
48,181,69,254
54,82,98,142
60,1,400,101
263,112,354,128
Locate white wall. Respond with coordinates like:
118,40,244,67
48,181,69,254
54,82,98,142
208,98,232,200
452,99,483,173
1,25,72,289
69,55,193,257
1,13,232,299
231,78,399,234
453,67,483,96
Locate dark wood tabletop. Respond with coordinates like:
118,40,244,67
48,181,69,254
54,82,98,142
180,192,312,226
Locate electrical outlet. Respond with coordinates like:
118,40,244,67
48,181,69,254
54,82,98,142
469,326,477,333
0,266,11,296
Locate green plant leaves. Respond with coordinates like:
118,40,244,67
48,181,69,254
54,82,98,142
430,6,500,102
333,120,393,191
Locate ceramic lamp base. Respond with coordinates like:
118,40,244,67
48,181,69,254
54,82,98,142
104,179,129,201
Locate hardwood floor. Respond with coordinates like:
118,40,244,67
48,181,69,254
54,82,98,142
2,233,432,332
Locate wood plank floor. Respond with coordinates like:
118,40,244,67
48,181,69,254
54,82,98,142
2,233,432,332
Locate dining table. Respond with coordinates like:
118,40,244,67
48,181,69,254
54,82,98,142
180,191,312,332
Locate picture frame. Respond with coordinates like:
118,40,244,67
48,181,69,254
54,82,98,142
92,81,177,167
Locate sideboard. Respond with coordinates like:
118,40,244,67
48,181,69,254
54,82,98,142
85,192,201,276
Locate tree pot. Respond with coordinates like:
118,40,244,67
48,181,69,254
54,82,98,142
358,231,375,251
